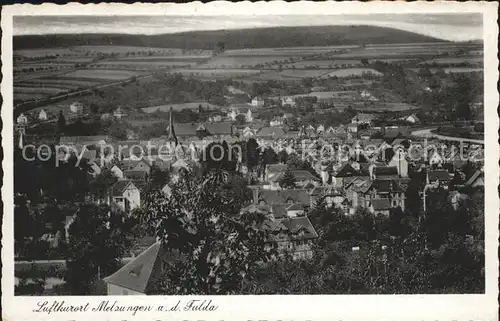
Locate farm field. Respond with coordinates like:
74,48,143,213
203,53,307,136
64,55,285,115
142,102,220,113
408,67,483,74
61,68,143,80
115,55,211,62
23,78,104,87
14,93,48,101
322,68,383,78
278,69,335,78
200,55,294,68
418,56,483,65
14,86,68,95
14,48,79,58
290,59,362,69
90,61,198,69
174,68,263,78
224,45,358,56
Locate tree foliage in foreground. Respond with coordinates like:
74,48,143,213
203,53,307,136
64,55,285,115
134,169,274,294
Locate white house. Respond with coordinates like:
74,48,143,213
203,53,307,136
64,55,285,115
110,180,141,214
38,109,48,121
245,109,253,123
113,107,128,119
70,101,84,114
110,165,124,179
252,97,265,107
400,114,420,124
388,150,408,178
16,113,28,125
281,97,296,107
228,109,238,121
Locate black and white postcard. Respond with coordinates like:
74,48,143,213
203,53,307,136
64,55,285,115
2,2,498,321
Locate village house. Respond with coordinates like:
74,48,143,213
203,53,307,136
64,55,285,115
38,109,48,121
109,180,141,214
281,97,296,107
251,96,265,107
351,113,376,125
110,165,124,179
16,113,28,125
267,170,321,190
120,159,152,174
70,101,84,114
113,107,128,119
344,177,406,213
399,114,420,124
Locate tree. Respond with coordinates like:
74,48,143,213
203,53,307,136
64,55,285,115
279,167,296,189
66,204,134,294
89,169,118,202
149,165,170,189
235,114,246,125
57,111,66,134
134,170,274,294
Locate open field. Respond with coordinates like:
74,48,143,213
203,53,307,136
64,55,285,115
14,48,79,58
90,61,198,69
175,68,263,78
322,68,383,78
115,55,211,62
142,102,220,113
24,78,103,87
224,46,358,56
290,59,362,69
408,67,483,74
61,68,143,80
14,93,48,101
418,56,483,65
200,55,294,68
15,86,68,95
278,69,335,78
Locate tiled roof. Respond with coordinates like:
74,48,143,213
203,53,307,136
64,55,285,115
270,170,320,183
257,127,285,138
259,189,310,206
428,170,452,182
271,204,287,219
111,180,134,197
371,198,391,211
266,163,287,174
103,242,179,294
203,122,233,136
333,163,362,177
374,166,399,177
123,170,148,180
281,217,318,240
464,169,483,186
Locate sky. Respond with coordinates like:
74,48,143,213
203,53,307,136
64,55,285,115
14,14,483,42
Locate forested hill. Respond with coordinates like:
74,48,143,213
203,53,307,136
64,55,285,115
14,25,446,50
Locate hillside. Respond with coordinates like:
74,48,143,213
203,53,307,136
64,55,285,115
14,25,446,50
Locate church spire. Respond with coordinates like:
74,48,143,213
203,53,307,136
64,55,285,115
167,107,178,146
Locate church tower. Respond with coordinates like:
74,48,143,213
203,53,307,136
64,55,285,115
167,107,178,146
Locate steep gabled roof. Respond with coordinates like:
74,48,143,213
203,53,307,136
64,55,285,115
103,242,181,294
333,163,362,178
281,217,318,240
428,170,452,182
464,169,484,186
111,180,134,197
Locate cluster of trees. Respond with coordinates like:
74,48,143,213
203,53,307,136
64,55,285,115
243,184,484,294
372,61,482,122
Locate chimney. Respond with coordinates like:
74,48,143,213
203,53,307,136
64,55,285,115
369,163,376,180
